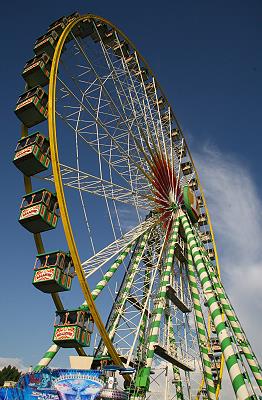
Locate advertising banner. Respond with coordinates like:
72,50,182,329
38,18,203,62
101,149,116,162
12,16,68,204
0,369,104,400
20,205,41,219
34,268,56,282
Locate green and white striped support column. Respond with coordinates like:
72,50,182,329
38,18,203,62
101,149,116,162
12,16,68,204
187,245,216,400
34,243,136,372
135,217,180,391
180,212,251,400
137,265,151,362
104,230,150,347
198,244,262,392
81,242,134,311
165,312,184,400
34,344,60,372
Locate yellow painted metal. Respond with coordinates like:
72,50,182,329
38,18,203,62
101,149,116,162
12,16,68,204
64,14,223,281
47,13,224,389
48,16,130,381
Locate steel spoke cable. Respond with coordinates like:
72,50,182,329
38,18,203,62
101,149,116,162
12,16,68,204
56,74,155,190
95,38,145,224
97,31,150,161
115,40,162,160
95,42,145,229
82,214,158,277
132,52,162,152
152,77,171,168
75,93,96,255
39,158,152,208
91,85,122,304
56,57,148,185
97,28,169,193
94,85,119,244
70,30,149,173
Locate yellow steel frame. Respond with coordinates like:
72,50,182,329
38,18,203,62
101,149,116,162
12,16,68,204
48,16,130,380
47,13,224,393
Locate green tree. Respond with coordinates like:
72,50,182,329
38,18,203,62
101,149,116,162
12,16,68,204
0,365,22,386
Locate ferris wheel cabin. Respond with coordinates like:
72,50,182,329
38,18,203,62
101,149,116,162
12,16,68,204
22,53,51,88
19,189,59,233
34,31,59,58
90,21,108,43
15,86,48,128
47,15,68,36
48,13,94,41
33,13,91,58
53,309,94,348
13,132,50,176
33,250,74,293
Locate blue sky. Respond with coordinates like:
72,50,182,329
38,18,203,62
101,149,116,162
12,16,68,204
0,0,261,391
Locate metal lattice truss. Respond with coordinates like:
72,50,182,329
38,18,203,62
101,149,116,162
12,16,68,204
82,214,159,277
22,14,262,400
41,21,222,400
94,223,201,377
44,163,152,210
41,19,197,218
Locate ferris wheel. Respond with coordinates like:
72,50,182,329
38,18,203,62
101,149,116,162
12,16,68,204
13,12,261,400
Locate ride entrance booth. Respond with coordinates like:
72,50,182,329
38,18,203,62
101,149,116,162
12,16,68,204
33,250,74,293
13,132,50,176
53,309,94,347
19,189,59,233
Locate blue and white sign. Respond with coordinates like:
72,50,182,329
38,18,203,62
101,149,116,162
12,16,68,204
0,369,104,400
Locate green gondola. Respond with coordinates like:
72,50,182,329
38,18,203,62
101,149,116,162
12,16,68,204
53,309,94,348
22,53,51,88
13,132,50,176
47,16,68,36
19,189,59,233
34,30,58,58
14,86,48,128
33,250,74,293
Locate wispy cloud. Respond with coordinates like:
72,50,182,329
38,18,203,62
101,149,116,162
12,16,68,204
118,145,261,397
117,204,147,233
194,144,262,398
0,357,27,372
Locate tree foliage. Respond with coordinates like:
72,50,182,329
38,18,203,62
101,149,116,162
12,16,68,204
0,365,21,386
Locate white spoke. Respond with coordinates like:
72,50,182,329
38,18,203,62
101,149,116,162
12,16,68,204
82,214,158,277
43,163,152,209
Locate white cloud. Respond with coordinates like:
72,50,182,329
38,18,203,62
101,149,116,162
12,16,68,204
0,357,28,372
115,145,261,398
194,144,262,398
117,204,147,233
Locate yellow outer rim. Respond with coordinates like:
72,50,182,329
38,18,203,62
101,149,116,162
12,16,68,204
48,15,129,377
48,13,223,390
